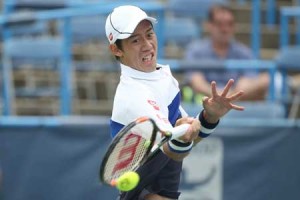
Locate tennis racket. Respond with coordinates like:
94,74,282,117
99,116,190,191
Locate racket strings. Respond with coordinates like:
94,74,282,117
103,121,155,183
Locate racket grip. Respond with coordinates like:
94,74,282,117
170,124,190,140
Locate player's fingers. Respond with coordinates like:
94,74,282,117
191,118,201,134
230,103,245,111
211,81,218,97
191,120,201,140
175,117,194,126
188,119,200,140
178,126,192,142
221,79,234,97
227,90,244,101
202,96,209,105
180,119,200,142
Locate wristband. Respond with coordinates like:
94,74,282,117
198,110,219,138
167,139,193,153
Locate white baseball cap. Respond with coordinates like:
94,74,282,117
105,5,157,44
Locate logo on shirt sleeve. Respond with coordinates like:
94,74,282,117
156,114,169,124
147,100,160,111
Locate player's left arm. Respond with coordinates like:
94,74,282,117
178,79,245,146
198,79,244,143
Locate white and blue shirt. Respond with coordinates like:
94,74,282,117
110,63,218,138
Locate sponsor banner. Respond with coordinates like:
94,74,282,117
180,137,223,200
1,125,300,200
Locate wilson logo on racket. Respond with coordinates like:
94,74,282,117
112,133,142,174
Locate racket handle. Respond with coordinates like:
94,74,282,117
170,124,190,140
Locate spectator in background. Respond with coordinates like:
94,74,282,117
183,4,269,103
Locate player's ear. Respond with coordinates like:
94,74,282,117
109,44,123,57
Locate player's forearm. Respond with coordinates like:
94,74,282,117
162,136,194,161
193,110,219,146
203,110,219,124
162,143,191,161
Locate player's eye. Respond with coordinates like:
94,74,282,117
147,32,154,38
129,37,139,43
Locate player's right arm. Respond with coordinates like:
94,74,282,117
162,117,200,161
111,84,199,161
175,110,219,147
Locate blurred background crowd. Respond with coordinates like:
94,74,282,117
0,0,300,118
1,1,300,200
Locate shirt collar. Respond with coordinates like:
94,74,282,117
120,63,163,80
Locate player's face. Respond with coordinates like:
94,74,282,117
209,10,235,45
118,20,158,72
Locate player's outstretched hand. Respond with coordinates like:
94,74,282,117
202,79,244,123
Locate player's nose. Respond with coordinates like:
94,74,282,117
142,38,152,49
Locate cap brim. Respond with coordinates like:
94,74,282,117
117,16,157,40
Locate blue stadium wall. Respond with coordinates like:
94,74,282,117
0,117,300,200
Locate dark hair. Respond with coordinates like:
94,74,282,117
208,4,234,22
114,39,123,60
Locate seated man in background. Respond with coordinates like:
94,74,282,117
184,4,269,103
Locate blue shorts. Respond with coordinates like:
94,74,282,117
118,150,182,200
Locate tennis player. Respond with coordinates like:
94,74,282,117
105,5,244,200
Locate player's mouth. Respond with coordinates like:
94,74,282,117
142,54,154,63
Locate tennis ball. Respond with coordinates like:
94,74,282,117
116,171,140,192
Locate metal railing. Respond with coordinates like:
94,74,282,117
279,6,300,98
1,0,295,116
0,1,165,115
280,6,300,48
159,58,277,101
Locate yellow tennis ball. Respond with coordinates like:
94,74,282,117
116,171,140,192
